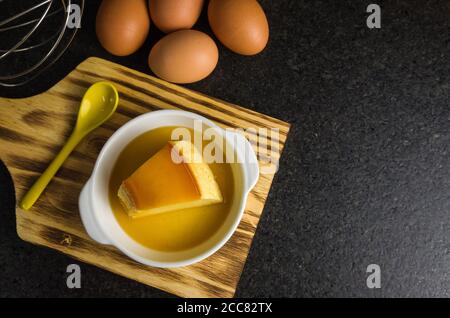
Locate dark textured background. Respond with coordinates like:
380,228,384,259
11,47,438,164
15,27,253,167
1,0,450,297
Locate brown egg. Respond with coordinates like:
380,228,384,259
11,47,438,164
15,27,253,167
208,0,269,55
96,0,150,56
149,0,204,33
148,30,218,83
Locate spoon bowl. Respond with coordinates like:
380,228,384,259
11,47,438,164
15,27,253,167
76,82,119,133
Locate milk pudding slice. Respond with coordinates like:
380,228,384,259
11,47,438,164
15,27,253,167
118,140,223,218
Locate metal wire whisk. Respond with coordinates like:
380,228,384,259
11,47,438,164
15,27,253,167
0,0,84,87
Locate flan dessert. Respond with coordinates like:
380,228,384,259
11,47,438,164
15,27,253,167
118,140,223,218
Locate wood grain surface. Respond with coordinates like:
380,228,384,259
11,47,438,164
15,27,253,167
0,57,290,298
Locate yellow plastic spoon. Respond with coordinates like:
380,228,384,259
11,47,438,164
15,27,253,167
20,81,119,210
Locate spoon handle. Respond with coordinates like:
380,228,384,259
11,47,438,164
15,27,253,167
19,131,83,210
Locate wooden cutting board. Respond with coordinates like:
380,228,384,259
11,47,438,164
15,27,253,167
0,57,290,298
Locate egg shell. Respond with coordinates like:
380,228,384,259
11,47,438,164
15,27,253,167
96,0,150,56
208,0,269,56
149,0,204,33
148,30,218,84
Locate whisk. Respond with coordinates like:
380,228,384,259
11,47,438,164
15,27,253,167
0,0,85,87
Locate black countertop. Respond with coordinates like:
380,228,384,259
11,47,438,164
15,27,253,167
1,0,450,297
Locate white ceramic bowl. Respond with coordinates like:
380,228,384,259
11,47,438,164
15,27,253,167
78,110,259,268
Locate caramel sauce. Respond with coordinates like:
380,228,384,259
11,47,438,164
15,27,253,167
109,127,234,252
